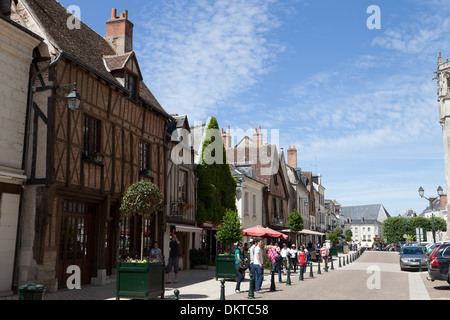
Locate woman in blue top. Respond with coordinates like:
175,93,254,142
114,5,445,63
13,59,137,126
235,242,244,293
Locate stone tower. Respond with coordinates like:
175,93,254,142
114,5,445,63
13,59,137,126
436,52,450,240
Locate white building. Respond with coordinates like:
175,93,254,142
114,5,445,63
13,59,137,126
231,166,265,243
0,13,42,296
342,204,391,248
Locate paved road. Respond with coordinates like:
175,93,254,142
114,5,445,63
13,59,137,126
228,251,450,300
3,250,450,300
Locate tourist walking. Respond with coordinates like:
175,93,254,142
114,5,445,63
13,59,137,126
235,242,244,293
320,244,329,269
268,246,282,283
254,240,264,292
289,244,298,272
249,239,256,284
298,246,307,273
280,243,288,274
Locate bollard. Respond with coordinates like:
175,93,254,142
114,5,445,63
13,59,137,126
317,259,321,275
247,274,255,299
270,270,276,292
174,289,180,300
309,263,314,278
338,257,342,268
331,258,334,270
220,279,225,301
419,263,422,273
286,265,292,285
343,256,346,266
299,266,304,281
346,255,349,264
325,260,328,272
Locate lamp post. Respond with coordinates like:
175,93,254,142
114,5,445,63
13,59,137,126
418,186,443,244
58,82,82,111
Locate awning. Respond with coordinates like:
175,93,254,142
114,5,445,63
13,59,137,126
281,228,325,236
299,229,325,236
169,224,203,233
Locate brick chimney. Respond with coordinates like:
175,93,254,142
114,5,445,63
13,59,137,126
287,145,297,168
105,8,134,54
221,126,232,149
253,126,262,147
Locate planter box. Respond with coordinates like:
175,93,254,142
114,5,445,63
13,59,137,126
116,261,165,300
215,255,237,280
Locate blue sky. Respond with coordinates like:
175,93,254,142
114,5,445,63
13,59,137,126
60,0,449,216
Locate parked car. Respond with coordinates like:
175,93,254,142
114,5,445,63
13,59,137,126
399,245,427,271
426,241,450,256
427,243,450,285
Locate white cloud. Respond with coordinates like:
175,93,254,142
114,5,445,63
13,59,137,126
134,0,282,122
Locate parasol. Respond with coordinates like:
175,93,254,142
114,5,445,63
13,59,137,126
243,225,288,240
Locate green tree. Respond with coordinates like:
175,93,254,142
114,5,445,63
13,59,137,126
328,232,338,244
215,209,243,246
334,226,344,237
287,209,304,246
345,229,353,242
382,217,407,243
196,117,237,225
287,209,304,232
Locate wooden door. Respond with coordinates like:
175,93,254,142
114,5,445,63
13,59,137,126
58,200,95,287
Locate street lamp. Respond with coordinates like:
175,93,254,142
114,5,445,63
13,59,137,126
418,186,443,243
58,82,82,111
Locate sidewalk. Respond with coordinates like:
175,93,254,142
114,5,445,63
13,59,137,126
1,251,358,300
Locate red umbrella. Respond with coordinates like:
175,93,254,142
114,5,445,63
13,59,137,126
243,225,288,240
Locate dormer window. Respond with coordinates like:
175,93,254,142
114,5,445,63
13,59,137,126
125,73,138,100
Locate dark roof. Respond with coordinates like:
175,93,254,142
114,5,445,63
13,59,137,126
22,0,169,118
341,204,390,223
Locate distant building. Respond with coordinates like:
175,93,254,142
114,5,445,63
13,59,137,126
342,204,390,247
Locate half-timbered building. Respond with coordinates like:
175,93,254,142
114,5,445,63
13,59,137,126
9,0,172,291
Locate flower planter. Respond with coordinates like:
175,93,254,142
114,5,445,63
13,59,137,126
116,261,165,300
215,254,237,280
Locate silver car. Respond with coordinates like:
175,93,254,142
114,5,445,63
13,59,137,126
399,245,427,271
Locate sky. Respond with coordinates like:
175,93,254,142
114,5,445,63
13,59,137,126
60,0,450,216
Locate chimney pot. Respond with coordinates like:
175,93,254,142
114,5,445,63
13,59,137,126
111,8,117,19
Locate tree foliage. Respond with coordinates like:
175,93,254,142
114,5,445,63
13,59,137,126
196,117,237,225
345,229,353,242
215,209,243,246
120,181,164,217
328,232,339,244
287,209,304,232
383,216,447,243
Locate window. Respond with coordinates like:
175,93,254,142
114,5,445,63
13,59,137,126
125,73,138,99
139,141,150,171
252,194,256,218
83,115,100,158
244,192,249,216
443,246,450,258
178,170,187,203
272,197,277,216
273,174,278,186
279,199,283,218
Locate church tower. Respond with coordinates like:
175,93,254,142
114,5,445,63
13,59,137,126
436,52,450,240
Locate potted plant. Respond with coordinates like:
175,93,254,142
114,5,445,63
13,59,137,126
116,181,165,300
215,209,243,280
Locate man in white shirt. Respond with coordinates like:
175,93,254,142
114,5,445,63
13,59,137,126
254,239,264,292
248,239,256,284
280,243,288,274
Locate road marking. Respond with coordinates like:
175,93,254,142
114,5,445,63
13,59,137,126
408,273,430,300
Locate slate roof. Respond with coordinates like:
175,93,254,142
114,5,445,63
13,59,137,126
341,204,391,224
21,0,170,118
